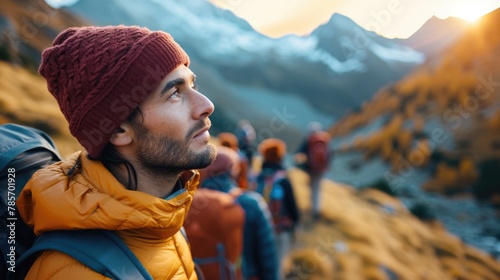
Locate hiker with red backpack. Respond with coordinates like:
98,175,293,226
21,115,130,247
256,138,300,262
195,146,279,280
11,26,216,279
295,122,332,220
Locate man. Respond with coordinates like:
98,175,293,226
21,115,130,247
256,138,300,261
16,25,215,279
234,119,256,166
294,122,332,220
218,132,251,189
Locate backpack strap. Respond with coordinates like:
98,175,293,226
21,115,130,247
193,243,237,280
10,230,153,280
257,170,286,201
272,170,287,183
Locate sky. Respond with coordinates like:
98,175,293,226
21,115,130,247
45,0,500,39
209,0,500,38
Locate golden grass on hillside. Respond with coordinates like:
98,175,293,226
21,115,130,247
285,168,500,280
0,61,80,157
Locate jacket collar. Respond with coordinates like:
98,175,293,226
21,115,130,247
20,150,200,239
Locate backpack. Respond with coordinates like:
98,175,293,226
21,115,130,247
256,170,293,234
306,131,331,174
1,123,62,276
184,188,245,280
0,124,155,280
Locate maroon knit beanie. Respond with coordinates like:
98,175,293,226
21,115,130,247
39,25,190,158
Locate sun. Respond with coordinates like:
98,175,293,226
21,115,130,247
448,3,489,22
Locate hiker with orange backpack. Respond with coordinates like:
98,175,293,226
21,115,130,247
256,138,300,262
295,122,332,220
197,146,279,280
13,26,215,279
184,187,245,280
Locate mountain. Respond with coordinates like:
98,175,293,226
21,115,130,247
327,7,500,255
0,0,88,70
330,7,500,193
395,16,470,57
331,7,500,166
309,13,425,109
64,0,424,148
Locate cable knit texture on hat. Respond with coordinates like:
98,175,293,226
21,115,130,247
39,25,190,158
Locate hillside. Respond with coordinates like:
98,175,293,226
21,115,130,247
283,168,500,280
0,0,87,157
0,0,89,69
329,7,500,200
0,61,80,157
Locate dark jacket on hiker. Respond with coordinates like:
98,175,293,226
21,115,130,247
257,162,300,231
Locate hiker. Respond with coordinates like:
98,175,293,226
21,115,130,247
16,25,215,279
234,119,256,166
218,132,251,189
198,146,279,280
295,122,332,220
184,187,245,280
256,138,300,261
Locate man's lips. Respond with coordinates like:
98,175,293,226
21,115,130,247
193,125,211,138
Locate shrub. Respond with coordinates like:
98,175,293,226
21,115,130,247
363,179,396,197
473,159,500,201
0,43,10,61
409,201,436,221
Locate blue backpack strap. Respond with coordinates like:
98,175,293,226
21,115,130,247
10,230,152,280
193,243,236,280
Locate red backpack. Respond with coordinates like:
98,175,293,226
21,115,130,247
306,131,331,174
184,188,245,280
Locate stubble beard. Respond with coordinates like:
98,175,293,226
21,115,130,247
135,122,216,176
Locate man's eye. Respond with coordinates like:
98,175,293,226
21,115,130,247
170,90,181,99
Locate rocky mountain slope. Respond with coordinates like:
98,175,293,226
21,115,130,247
330,7,500,197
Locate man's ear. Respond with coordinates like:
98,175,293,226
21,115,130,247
109,123,133,147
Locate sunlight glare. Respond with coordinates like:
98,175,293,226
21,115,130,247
448,3,488,22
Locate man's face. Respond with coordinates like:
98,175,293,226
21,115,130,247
130,65,216,173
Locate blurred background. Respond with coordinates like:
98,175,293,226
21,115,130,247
1,0,500,279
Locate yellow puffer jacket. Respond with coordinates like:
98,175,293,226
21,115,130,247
17,151,199,280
